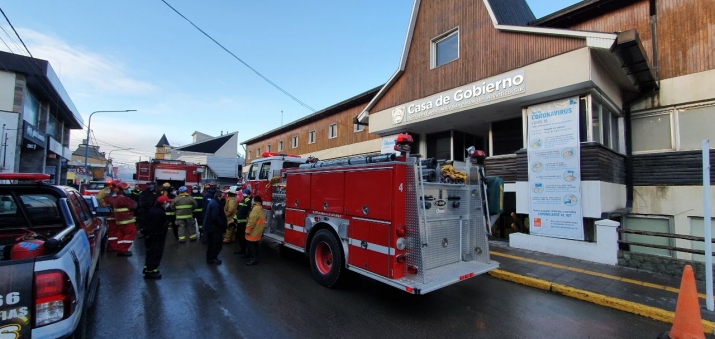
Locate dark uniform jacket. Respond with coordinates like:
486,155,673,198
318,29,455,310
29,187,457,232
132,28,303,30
139,189,159,218
143,203,168,235
203,198,227,233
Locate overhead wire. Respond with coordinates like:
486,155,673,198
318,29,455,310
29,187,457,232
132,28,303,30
0,7,32,57
159,0,316,113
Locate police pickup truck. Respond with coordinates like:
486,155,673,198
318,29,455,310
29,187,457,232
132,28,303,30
0,173,108,338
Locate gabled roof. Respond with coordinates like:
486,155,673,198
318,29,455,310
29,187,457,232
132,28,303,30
155,134,170,147
485,0,535,26
358,0,617,120
72,145,106,159
177,133,233,154
529,0,639,28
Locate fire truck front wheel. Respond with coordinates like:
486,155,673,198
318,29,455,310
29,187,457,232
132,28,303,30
309,229,344,288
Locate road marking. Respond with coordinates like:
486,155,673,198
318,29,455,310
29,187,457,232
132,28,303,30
490,251,706,299
488,269,715,334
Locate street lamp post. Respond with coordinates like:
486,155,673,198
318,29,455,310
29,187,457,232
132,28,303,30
83,110,137,176
107,148,133,179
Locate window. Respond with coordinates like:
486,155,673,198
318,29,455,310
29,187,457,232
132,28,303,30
623,215,673,257
278,141,283,152
291,135,298,148
257,147,261,156
588,95,622,153
431,28,459,68
308,130,315,144
691,217,715,262
23,91,40,126
677,105,715,151
632,111,673,152
247,164,258,179
426,131,452,159
248,151,252,159
328,124,338,139
354,123,365,133
258,162,271,180
491,118,523,156
266,145,271,152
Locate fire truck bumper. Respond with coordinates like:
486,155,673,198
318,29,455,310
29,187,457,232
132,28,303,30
347,260,500,295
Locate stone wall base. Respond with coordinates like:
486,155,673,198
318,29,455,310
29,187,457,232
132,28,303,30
618,250,711,281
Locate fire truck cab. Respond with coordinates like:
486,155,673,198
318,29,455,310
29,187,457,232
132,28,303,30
244,137,499,294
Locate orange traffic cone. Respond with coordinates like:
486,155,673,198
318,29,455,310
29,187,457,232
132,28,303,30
659,265,705,339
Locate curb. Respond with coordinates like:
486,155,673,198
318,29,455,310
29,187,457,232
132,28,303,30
488,269,715,334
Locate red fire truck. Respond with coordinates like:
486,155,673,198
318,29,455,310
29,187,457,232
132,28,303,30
243,134,498,294
134,159,203,189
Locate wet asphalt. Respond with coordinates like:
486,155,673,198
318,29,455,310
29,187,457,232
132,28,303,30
86,232,673,339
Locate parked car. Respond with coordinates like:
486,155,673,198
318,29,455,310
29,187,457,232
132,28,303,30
84,195,109,252
81,180,108,196
0,173,109,338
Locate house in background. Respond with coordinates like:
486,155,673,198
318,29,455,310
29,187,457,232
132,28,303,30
148,131,244,186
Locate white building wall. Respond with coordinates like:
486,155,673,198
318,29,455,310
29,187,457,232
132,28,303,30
0,71,15,112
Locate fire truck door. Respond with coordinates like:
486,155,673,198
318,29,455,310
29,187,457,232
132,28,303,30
310,172,344,214
284,208,306,248
348,218,391,277
344,169,393,221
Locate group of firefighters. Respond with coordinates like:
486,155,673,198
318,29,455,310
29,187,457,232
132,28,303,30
94,180,265,279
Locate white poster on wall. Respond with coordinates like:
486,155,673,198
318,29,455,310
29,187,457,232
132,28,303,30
381,134,400,155
527,97,583,240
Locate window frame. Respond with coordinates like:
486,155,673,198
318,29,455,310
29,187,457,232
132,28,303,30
623,214,674,258
278,140,283,152
431,27,459,69
308,130,316,144
257,147,261,156
328,123,338,139
291,135,298,148
266,144,271,152
354,123,365,133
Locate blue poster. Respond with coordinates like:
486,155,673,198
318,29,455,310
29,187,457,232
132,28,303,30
527,97,583,240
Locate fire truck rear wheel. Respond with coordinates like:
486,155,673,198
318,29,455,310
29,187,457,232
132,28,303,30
309,229,344,288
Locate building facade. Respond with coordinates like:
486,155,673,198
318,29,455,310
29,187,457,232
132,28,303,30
0,51,81,183
243,0,715,263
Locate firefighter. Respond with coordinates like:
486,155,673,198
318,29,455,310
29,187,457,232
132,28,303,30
204,190,227,265
201,182,218,244
96,181,113,206
100,181,119,251
244,195,266,266
107,182,138,257
171,186,198,243
138,182,159,232
233,188,252,255
191,185,205,242
222,187,239,244
161,182,177,239
142,195,169,279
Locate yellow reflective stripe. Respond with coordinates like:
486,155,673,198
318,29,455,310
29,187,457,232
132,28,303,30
175,204,193,209
114,208,129,212
238,203,247,206
236,219,247,223
194,197,203,200
194,208,203,212
117,218,136,225
165,212,176,215
176,215,193,219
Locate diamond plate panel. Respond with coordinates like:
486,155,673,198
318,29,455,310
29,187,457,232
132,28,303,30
404,159,425,284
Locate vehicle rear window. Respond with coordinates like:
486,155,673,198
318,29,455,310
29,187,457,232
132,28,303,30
87,183,105,190
0,193,62,227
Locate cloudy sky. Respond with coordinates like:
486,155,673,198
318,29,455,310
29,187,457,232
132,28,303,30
0,0,580,169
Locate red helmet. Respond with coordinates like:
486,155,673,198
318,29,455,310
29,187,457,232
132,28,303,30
157,195,170,204
116,182,129,190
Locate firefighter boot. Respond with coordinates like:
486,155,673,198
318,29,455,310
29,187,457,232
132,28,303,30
144,270,162,280
223,228,234,244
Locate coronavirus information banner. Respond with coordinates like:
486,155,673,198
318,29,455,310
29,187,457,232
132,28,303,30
527,97,583,240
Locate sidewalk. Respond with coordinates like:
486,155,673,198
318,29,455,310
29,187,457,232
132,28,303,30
487,239,715,334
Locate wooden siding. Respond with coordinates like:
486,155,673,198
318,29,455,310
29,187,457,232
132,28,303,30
371,0,584,113
515,143,625,184
566,0,715,80
633,150,715,186
244,104,379,162
485,154,517,183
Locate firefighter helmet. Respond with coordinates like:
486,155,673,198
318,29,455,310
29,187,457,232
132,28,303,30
178,186,188,193
162,182,171,188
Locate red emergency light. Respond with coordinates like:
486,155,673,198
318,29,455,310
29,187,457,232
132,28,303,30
395,133,413,145
0,173,50,181
262,152,301,158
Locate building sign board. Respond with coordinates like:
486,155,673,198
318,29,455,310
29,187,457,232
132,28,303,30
380,134,400,155
527,97,583,240
47,137,63,156
391,70,525,125
23,121,46,147
155,169,186,181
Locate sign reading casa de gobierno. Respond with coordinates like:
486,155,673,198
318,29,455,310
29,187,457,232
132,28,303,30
391,70,525,125
527,97,583,241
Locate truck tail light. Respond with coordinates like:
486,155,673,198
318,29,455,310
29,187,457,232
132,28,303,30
34,270,76,327
395,225,405,237
396,254,406,264
407,265,419,275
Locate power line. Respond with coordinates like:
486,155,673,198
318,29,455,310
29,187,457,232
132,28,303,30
159,0,316,113
0,8,32,57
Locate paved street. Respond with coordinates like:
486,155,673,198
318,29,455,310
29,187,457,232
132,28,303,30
87,234,674,339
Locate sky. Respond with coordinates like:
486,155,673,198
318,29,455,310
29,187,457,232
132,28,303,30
0,0,581,170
